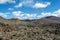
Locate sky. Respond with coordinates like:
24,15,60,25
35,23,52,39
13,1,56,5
0,0,60,20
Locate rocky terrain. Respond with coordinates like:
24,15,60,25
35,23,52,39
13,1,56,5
0,16,60,40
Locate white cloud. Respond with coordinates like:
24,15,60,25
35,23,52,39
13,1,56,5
38,9,60,18
12,9,60,20
53,9,60,14
0,12,9,18
14,0,34,8
0,0,16,4
53,9,60,17
14,0,50,8
33,2,51,8
14,3,23,8
12,11,38,20
12,11,22,16
22,0,34,6
8,8,14,10
1,9,60,20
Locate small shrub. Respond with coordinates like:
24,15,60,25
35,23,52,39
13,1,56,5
27,24,35,27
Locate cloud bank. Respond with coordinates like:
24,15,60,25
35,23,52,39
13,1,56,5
33,2,51,8
0,0,15,4
12,9,60,20
14,0,51,8
0,9,60,20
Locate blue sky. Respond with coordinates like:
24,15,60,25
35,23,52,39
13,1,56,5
0,0,60,20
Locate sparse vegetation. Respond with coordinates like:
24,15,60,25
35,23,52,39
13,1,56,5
0,16,60,40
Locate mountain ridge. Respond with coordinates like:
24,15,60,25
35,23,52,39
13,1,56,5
0,16,60,40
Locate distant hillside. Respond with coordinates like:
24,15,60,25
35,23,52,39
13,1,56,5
32,16,60,24
0,16,60,40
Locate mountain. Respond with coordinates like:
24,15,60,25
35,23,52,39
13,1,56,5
44,16,60,21
0,16,60,40
32,16,60,24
